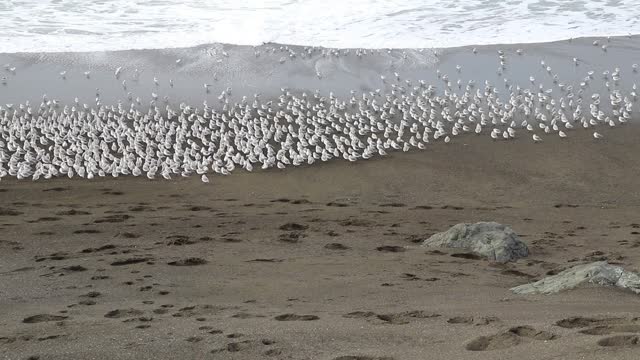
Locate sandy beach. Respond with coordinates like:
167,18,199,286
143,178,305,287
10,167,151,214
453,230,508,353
1,121,640,359
1,24,640,359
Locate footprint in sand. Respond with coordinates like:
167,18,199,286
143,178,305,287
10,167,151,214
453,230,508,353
186,336,203,343
165,235,196,245
232,312,267,319
274,314,319,321
120,232,140,239
264,348,283,356
225,340,252,352
56,209,91,216
379,202,406,208
580,324,640,335
110,257,153,266
597,335,639,347
325,243,350,250
557,316,640,339
23,314,68,323
450,253,483,260
43,187,69,192
343,311,377,319
376,245,405,253
167,257,208,266
339,219,372,227
556,316,625,329
73,229,101,234
326,202,349,207
333,356,395,360
104,309,144,318
447,316,474,324
81,244,116,253
279,231,306,243
376,310,440,325
279,223,308,231
247,258,283,263
465,326,557,351
94,214,131,223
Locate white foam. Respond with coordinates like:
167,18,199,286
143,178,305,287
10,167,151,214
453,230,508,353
1,0,639,53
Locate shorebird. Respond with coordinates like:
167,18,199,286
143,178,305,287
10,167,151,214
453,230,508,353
0,43,632,184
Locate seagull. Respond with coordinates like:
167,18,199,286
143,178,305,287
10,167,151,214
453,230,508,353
201,174,210,183
532,134,542,142
115,66,122,78
593,132,604,139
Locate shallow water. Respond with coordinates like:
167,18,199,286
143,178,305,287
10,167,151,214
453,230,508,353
1,0,639,53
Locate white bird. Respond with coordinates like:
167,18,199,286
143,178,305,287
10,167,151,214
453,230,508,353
201,174,210,183
532,134,542,142
593,132,604,139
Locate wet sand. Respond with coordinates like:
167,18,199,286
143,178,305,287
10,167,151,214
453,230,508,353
1,35,639,108
1,124,640,359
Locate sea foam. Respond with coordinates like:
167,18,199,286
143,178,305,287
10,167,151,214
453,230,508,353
1,0,639,53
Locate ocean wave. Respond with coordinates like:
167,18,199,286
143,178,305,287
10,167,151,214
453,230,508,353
1,0,639,53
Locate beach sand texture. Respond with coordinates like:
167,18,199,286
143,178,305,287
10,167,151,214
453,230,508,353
1,36,640,359
1,126,640,359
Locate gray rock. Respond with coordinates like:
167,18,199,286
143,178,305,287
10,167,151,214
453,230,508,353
422,222,528,263
511,261,640,295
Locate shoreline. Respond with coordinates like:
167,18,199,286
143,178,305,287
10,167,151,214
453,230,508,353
0,34,638,107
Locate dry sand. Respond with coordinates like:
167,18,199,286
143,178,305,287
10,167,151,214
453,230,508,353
1,124,639,359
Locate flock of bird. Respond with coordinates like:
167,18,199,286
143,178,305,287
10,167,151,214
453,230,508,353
0,41,638,183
